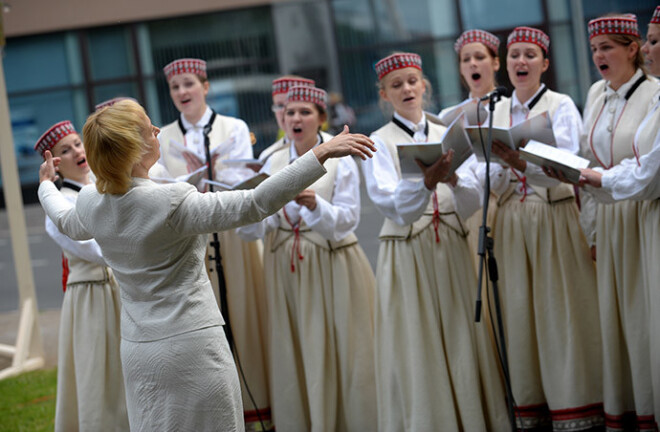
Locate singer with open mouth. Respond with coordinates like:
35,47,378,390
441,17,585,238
578,13,660,431
35,120,129,432
362,52,508,432
151,57,274,429
439,29,507,274
486,26,603,430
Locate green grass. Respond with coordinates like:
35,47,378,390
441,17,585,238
0,368,57,432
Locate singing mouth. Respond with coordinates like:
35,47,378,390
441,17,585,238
471,73,482,80
293,127,303,133
77,158,86,166
403,96,415,102
181,98,191,104
599,64,609,71
516,71,529,77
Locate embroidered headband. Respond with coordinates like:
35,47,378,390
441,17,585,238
285,85,327,110
272,77,315,96
454,29,500,54
34,120,77,156
163,58,207,81
588,15,640,39
374,52,423,80
651,6,660,25
507,26,550,54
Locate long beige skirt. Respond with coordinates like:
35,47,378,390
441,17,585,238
641,200,660,428
207,229,271,429
55,274,129,432
375,222,509,432
494,195,603,430
597,200,656,431
264,232,377,432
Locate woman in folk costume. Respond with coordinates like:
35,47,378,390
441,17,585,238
362,52,509,431
486,27,603,430
38,99,375,431
256,76,317,165
35,121,129,432
153,58,273,429
578,13,660,431
237,85,377,432
439,29,506,267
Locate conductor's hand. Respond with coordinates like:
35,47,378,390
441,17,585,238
39,150,61,183
578,168,602,188
295,189,317,211
312,125,376,164
492,139,526,172
416,150,458,190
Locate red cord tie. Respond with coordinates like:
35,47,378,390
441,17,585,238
61,254,69,292
432,191,440,243
510,168,528,202
283,207,303,272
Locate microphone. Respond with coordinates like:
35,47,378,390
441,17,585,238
480,86,509,101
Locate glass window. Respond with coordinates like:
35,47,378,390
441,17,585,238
149,7,279,148
549,24,581,104
94,82,140,106
460,0,544,30
582,0,654,19
4,34,71,93
332,0,458,48
88,27,136,81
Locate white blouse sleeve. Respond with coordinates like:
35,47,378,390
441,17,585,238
524,97,583,188
299,156,360,242
38,182,93,241
215,119,256,185
362,134,432,226
600,140,660,201
451,155,483,220
44,194,106,266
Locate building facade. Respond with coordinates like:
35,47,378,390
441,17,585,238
1,0,655,186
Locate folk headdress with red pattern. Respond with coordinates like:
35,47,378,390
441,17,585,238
272,77,315,96
650,6,660,25
507,26,551,54
455,29,501,54
374,53,423,80
163,58,207,81
588,15,640,39
286,85,327,110
34,121,77,156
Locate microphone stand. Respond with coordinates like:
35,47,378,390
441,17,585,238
203,123,234,351
475,93,516,432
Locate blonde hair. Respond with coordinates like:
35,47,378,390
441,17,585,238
83,100,150,195
606,33,647,75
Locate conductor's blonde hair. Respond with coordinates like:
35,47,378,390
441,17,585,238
83,99,150,194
